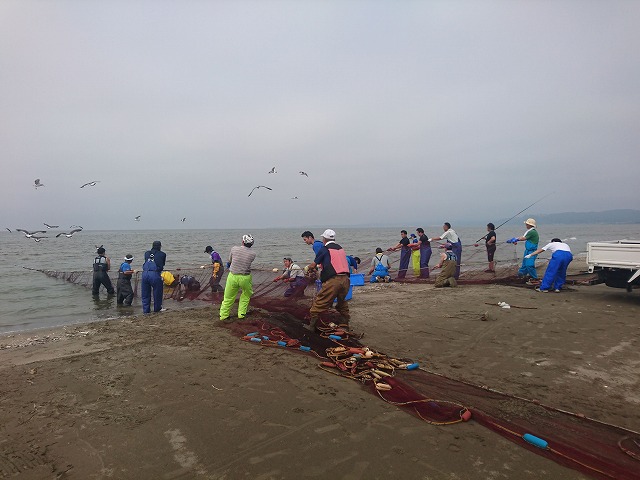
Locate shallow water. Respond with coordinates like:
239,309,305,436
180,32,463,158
1,224,638,334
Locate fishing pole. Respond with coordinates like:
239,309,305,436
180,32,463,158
474,192,554,243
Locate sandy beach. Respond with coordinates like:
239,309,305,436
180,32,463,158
1,278,639,479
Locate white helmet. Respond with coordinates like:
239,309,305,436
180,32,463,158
242,234,254,246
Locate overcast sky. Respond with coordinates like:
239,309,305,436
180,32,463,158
1,0,638,230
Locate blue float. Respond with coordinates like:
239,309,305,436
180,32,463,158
277,341,287,347
523,433,548,449
328,335,342,340
299,346,311,352
250,337,262,343
246,332,259,337
406,363,419,370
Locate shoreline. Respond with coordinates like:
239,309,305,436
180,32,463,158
1,282,638,478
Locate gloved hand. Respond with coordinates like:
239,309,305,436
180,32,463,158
427,238,432,242
474,244,479,247
303,265,309,273
507,237,518,244
200,265,206,269
524,254,532,259
226,262,231,269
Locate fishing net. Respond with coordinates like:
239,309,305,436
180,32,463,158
27,242,627,478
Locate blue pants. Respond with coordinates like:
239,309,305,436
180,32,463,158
371,264,389,283
518,241,539,279
419,245,432,278
397,248,411,279
141,271,164,313
540,250,573,291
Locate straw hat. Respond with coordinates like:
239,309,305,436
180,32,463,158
525,218,537,228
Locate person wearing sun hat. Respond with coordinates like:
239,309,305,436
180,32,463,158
507,218,540,281
117,254,136,306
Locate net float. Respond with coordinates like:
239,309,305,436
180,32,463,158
461,409,472,421
262,336,270,341
250,337,262,343
372,369,391,377
246,332,259,337
328,335,342,340
299,346,311,352
375,382,392,391
321,362,337,368
523,433,548,449
277,341,287,347
349,348,365,354
406,363,419,370
364,351,373,358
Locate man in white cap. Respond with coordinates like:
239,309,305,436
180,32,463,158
303,229,350,331
507,218,540,282
219,234,256,323
117,254,136,306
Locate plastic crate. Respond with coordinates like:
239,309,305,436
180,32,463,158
350,273,365,286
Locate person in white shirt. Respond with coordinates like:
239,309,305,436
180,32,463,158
429,222,462,279
273,257,308,297
526,238,573,292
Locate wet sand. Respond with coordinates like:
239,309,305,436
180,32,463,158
1,280,639,479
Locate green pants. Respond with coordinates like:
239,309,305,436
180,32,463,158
219,272,253,320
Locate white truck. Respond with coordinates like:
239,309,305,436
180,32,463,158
586,239,640,291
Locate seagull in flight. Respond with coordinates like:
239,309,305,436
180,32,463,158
32,236,47,242
70,225,83,230
299,171,308,177
248,185,272,197
291,196,299,200
56,229,83,238
34,179,44,189
44,223,59,229
16,229,47,238
181,217,186,222
6,228,12,233
80,181,100,188
134,215,141,221
268,167,277,174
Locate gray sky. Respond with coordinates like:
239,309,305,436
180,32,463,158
2,0,639,230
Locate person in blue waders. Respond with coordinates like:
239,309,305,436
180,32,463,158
141,240,166,313
526,238,573,292
388,230,411,279
508,218,540,283
368,248,392,283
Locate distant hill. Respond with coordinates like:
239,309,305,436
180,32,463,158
518,209,640,225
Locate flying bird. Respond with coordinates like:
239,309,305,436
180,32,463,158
299,171,308,177
134,216,141,221
268,167,277,174
291,196,299,200
16,229,47,238
44,223,59,229
34,179,44,188
6,228,11,233
32,236,47,242
56,229,83,238
80,181,100,188
70,225,83,230
248,185,272,197
181,217,186,222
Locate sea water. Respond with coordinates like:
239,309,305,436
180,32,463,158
1,224,638,334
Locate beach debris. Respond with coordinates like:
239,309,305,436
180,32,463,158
211,385,223,391
498,301,511,309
